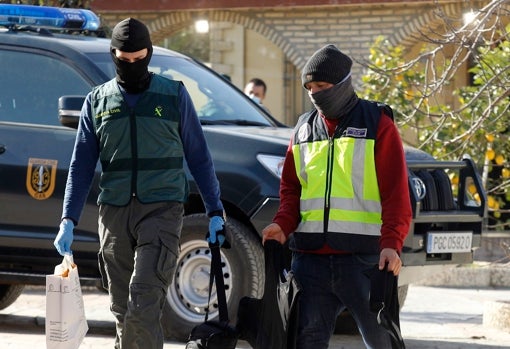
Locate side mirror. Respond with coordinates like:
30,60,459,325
58,96,85,129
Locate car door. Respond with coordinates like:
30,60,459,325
0,46,100,253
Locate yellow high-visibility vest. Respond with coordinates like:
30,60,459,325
290,100,391,252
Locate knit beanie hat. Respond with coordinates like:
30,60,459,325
301,44,352,88
111,18,152,52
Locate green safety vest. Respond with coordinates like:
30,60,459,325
91,75,188,206
290,100,392,253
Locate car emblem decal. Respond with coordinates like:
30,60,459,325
26,158,58,200
411,176,427,200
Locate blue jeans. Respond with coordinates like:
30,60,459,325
292,252,391,349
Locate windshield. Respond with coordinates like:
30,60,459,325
86,52,277,127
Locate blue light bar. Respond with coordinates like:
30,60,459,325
0,4,100,31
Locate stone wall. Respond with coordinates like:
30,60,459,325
95,1,470,76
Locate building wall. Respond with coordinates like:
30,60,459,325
242,29,284,118
92,1,483,124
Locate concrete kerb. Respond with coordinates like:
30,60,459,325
415,261,510,288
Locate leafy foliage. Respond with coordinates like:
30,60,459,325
163,26,210,63
359,0,509,228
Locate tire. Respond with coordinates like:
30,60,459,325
0,284,25,310
161,214,264,341
334,285,409,335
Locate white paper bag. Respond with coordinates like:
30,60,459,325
46,254,89,349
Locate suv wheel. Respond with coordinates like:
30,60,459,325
161,213,264,341
0,284,25,310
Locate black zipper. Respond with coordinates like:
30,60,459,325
324,135,334,233
130,108,138,197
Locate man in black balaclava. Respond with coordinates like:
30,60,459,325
110,18,153,93
262,44,411,348
54,17,225,349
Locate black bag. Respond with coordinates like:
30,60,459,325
369,264,406,349
186,241,238,349
237,240,301,349
185,320,238,349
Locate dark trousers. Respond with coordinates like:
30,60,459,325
292,252,391,349
98,199,183,349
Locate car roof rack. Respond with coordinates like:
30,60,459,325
0,4,100,33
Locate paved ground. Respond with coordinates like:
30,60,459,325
1,283,510,348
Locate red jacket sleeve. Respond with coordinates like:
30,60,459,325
376,113,412,252
273,139,301,237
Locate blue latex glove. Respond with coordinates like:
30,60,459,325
54,219,74,256
207,216,225,246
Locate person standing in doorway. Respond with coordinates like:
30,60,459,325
54,18,226,349
244,77,270,113
262,44,412,349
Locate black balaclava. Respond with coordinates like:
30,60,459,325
110,18,153,93
301,44,359,119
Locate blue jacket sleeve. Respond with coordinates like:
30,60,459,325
62,93,99,224
178,86,224,216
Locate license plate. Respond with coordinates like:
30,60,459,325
426,231,473,253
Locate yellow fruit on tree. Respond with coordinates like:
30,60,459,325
495,154,505,165
404,90,414,100
488,195,496,209
502,168,510,178
485,134,495,142
486,148,495,160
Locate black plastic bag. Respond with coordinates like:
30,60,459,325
369,264,406,349
185,320,238,349
237,240,301,349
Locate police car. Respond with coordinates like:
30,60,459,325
0,4,487,341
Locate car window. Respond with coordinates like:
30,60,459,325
0,49,91,126
86,52,276,127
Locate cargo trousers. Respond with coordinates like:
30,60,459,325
98,198,184,349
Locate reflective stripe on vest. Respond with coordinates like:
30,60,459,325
293,133,382,237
